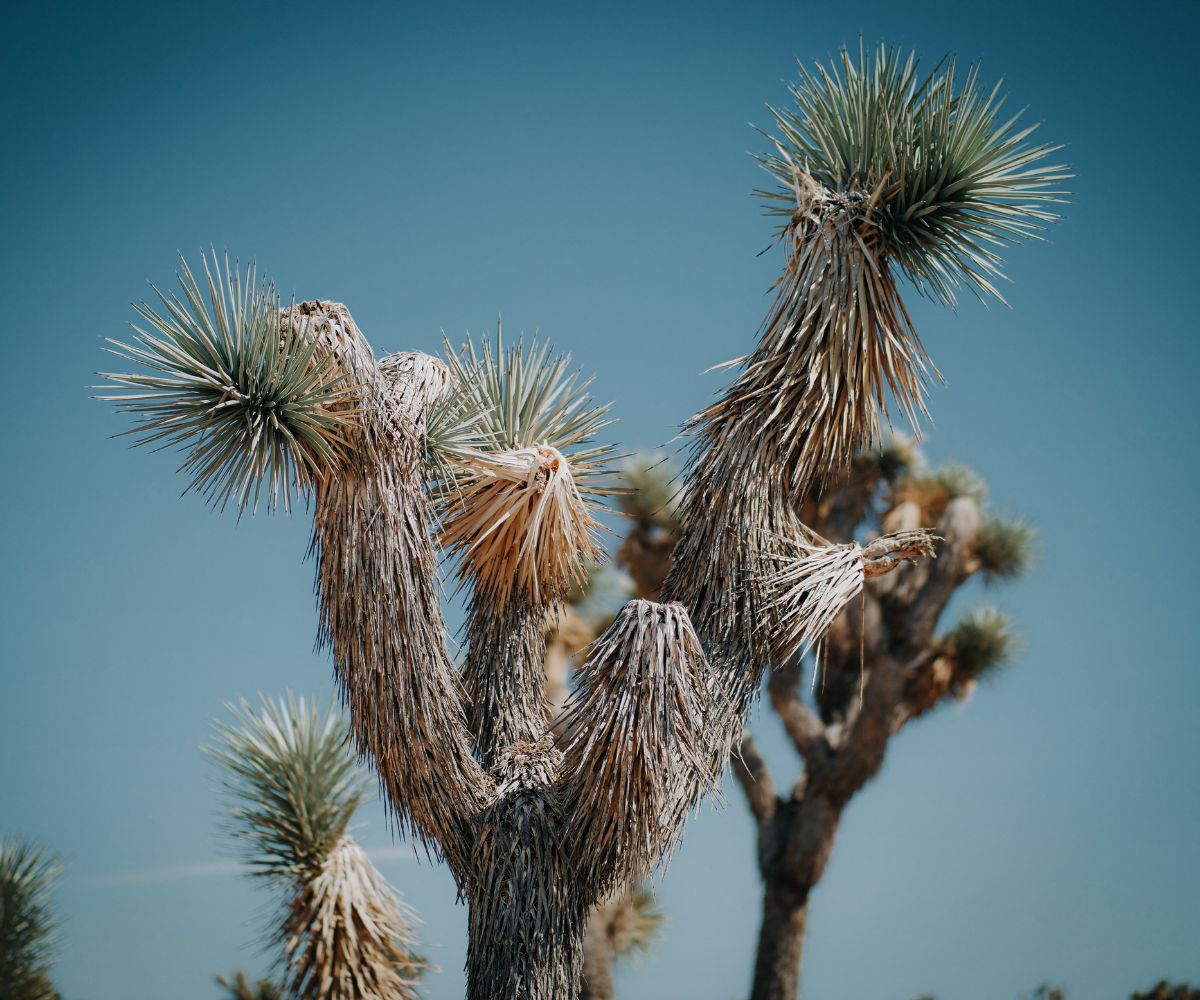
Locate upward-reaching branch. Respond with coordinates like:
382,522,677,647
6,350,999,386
297,305,493,873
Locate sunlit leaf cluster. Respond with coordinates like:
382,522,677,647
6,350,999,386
206,694,367,880
760,42,1070,304
99,252,353,515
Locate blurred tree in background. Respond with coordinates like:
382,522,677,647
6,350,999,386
0,837,62,1000
206,695,428,1000
737,439,1033,1000
598,445,1034,1000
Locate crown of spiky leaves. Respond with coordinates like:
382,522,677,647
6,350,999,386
99,251,355,515
205,694,368,880
0,837,61,1000
760,42,1070,305
431,329,617,606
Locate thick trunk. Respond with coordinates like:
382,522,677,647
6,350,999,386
465,738,588,1000
750,882,810,1000
466,895,586,1000
579,905,616,1000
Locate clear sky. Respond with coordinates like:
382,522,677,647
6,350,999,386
2,1,1197,998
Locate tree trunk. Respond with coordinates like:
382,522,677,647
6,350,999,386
464,738,588,1000
579,905,616,1000
749,883,810,1000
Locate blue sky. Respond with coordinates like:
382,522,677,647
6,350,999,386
2,1,1197,998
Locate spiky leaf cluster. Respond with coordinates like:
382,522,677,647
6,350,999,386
616,455,679,529
206,694,368,880
99,251,354,514
208,696,426,1000
285,836,426,1000
561,600,716,893
864,435,920,485
939,606,1017,681
434,331,617,605
975,515,1035,581
0,838,61,1000
892,461,988,525
434,330,615,489
761,43,1070,305
606,886,664,959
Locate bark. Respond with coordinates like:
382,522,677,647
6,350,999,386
734,473,991,1000
750,884,811,1000
466,739,587,1000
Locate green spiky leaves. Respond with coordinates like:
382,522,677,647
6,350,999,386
207,696,428,1000
432,329,617,606
0,838,61,1000
617,454,679,530
939,607,1018,681
432,329,615,486
99,251,355,515
975,516,1036,581
762,42,1070,305
206,694,367,880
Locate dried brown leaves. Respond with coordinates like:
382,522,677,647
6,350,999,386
560,600,717,894
440,445,604,609
769,528,937,665
284,836,426,1000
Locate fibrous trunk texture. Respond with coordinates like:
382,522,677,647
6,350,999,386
466,738,587,1000
749,883,811,1000
662,177,928,798
463,595,553,770
292,302,492,876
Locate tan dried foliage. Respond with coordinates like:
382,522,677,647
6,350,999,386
284,836,426,1000
439,445,604,608
560,601,717,894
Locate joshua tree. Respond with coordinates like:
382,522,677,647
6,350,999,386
0,837,62,1000
596,446,1033,999
100,43,1064,1000
738,444,1033,999
206,695,427,1000
1133,985,1200,1000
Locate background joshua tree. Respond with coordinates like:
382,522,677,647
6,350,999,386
1132,985,1200,1000
595,447,1033,1000
206,695,427,1000
100,41,1064,1000
0,837,62,1000
739,443,1032,1000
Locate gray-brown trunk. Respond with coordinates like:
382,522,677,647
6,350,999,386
750,883,809,1000
465,738,588,1000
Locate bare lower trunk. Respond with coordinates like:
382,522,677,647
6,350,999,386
465,738,588,1000
579,905,616,1000
466,898,587,1000
750,884,809,1000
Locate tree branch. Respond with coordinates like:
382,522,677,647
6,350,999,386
882,497,981,652
732,733,777,824
463,595,554,770
299,306,493,875
766,657,829,765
